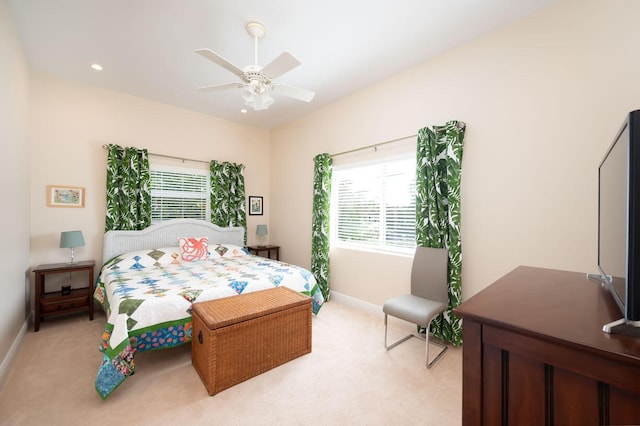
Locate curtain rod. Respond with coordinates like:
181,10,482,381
329,134,418,158
101,144,210,165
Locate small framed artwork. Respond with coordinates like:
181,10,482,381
47,185,85,208
248,196,263,216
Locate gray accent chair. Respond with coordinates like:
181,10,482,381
383,246,449,368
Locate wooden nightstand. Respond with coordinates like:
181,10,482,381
246,245,280,261
32,260,95,332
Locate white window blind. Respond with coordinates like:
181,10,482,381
331,155,416,253
150,165,210,223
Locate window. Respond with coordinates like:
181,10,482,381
150,165,210,223
331,154,416,253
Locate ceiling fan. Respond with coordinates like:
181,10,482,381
195,21,315,111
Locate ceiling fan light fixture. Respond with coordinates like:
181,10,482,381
244,90,273,111
240,85,255,102
252,92,274,110
241,80,274,110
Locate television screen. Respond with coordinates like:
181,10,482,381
596,110,640,332
598,124,628,313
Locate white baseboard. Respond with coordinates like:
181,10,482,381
328,290,417,334
329,290,384,319
0,313,29,390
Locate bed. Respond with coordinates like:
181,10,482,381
93,219,324,399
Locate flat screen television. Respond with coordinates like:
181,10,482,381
590,109,640,333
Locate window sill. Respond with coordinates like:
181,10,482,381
330,244,414,258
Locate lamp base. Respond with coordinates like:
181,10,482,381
68,247,76,264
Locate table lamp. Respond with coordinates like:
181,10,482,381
256,225,268,247
60,230,85,264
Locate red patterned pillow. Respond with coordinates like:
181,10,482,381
178,237,209,262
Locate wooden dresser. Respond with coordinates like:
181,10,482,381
454,266,640,425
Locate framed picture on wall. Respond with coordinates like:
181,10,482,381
248,196,263,216
47,185,85,208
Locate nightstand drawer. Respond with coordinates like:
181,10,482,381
41,294,89,314
33,260,95,331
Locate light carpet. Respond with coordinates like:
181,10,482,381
0,300,462,425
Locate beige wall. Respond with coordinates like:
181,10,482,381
29,73,271,283
0,0,31,368
271,0,640,306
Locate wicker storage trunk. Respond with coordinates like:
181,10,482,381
191,286,312,395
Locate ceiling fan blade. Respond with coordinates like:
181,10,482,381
261,52,301,79
195,48,245,80
197,83,243,92
273,83,315,102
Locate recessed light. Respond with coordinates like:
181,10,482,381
90,63,103,71
240,109,247,114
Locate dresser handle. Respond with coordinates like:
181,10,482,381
198,330,203,344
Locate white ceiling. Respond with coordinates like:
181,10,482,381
9,0,558,129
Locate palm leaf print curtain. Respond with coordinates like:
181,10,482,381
105,144,151,231
416,120,466,346
210,160,247,244
312,153,332,302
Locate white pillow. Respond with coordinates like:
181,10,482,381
107,247,181,269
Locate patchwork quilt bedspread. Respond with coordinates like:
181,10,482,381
93,246,323,399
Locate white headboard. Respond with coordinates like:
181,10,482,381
102,219,245,264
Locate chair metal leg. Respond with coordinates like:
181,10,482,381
384,313,448,368
424,329,448,369
384,313,414,350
